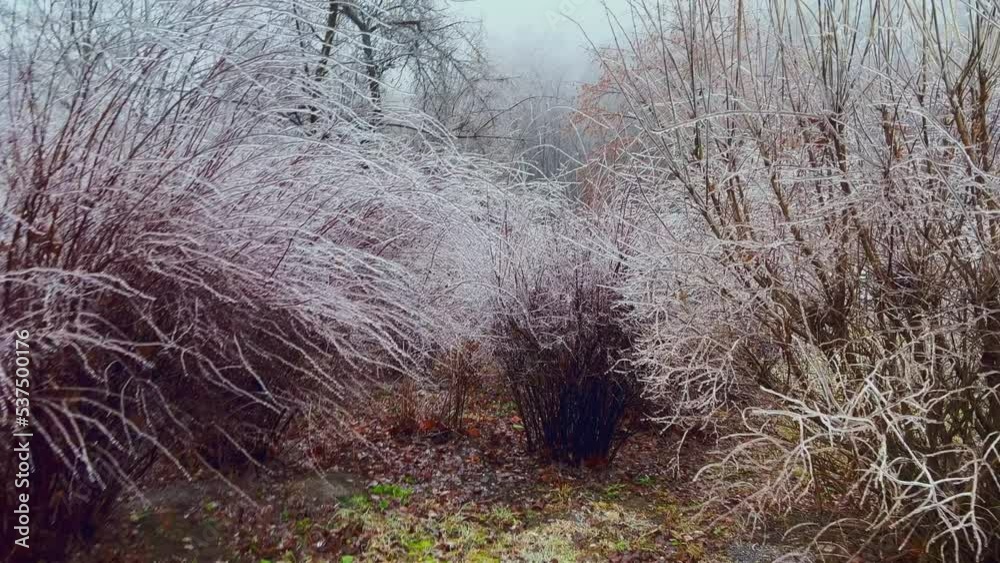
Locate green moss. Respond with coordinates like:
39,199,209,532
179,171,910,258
487,505,520,528
634,474,654,486
342,494,372,511
369,483,413,504
403,535,434,556
467,551,501,563
601,483,627,500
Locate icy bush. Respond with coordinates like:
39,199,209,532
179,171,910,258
0,0,500,558
582,1,1000,560
487,186,640,466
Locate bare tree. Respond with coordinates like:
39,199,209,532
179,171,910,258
288,0,500,136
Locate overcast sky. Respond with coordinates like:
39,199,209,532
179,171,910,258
452,0,631,83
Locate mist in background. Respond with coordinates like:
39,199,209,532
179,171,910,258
453,0,631,84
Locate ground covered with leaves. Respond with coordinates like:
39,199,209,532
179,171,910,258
84,393,810,563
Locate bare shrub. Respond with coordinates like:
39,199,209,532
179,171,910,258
385,341,484,439
387,380,425,437
431,340,483,432
582,0,1000,560
487,189,640,466
0,1,499,558
494,277,638,466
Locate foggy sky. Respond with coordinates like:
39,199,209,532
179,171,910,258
453,0,632,84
